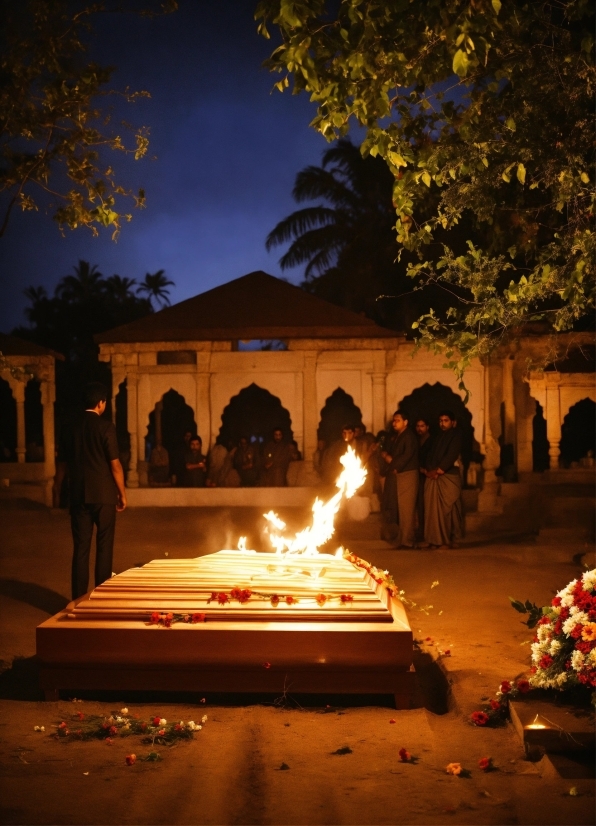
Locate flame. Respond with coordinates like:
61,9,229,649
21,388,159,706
263,446,366,557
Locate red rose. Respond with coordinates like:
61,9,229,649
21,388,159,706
478,756,492,771
500,680,512,694
398,747,411,762
191,613,206,623
150,611,160,623
490,699,501,710
516,679,531,694
471,711,489,726
152,716,161,726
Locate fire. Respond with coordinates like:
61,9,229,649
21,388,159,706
262,446,366,557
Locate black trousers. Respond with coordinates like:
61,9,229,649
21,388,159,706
70,503,116,600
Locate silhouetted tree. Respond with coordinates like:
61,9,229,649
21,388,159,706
137,270,175,308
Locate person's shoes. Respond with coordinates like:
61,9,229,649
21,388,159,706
415,542,431,549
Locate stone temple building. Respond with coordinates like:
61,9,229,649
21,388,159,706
95,271,595,521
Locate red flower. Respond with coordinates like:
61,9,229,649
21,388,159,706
76,711,84,720
125,754,136,765
443,649,451,657
389,718,396,724
191,612,206,623
270,594,280,607
140,722,147,730
152,716,161,726
398,747,411,762
263,662,271,669
490,699,501,710
316,593,327,606
157,728,166,736
340,594,353,604
570,624,583,639
150,611,160,623
516,679,531,694
500,680,512,694
209,592,218,603
217,593,229,605
539,654,554,669
471,711,489,726
552,596,562,607
478,756,492,771
285,595,297,605
174,724,183,732
105,737,113,745
58,721,67,729
109,726,118,736
239,589,252,603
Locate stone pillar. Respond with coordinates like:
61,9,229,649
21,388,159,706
111,369,126,425
126,373,139,488
41,381,56,506
196,355,212,451
515,373,534,475
545,372,562,468
302,351,320,484
481,360,500,485
13,380,26,463
371,352,387,434
502,356,516,462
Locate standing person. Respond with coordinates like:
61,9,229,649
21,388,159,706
67,382,126,600
320,424,357,484
185,436,207,487
234,436,259,486
423,410,463,548
415,418,432,544
381,411,419,548
259,428,293,486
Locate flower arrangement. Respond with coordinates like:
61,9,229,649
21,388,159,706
528,569,596,693
50,708,207,745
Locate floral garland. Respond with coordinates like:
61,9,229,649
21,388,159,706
470,678,531,727
48,708,207,744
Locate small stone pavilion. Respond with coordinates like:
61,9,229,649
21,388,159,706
96,271,595,507
0,332,62,506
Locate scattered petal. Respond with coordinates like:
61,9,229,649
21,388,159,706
569,787,579,797
389,718,396,724
125,754,136,766
263,662,271,669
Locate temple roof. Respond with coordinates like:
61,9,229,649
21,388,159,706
96,271,400,344
0,332,64,360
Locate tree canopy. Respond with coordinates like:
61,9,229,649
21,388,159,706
0,0,176,239
256,0,595,375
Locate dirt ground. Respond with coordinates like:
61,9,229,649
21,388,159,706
0,502,594,826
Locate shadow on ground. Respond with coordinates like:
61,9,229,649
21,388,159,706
0,579,69,615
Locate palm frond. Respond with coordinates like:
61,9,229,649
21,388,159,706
293,166,359,209
266,206,339,250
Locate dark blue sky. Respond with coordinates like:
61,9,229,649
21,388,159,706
1,0,342,332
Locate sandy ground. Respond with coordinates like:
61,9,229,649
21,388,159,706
0,502,594,826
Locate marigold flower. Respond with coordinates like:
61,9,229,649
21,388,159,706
581,623,596,642
471,711,489,726
446,762,462,776
398,748,411,762
478,756,492,771
516,679,531,693
125,754,136,765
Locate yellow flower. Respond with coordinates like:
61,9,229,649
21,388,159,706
580,623,596,642
446,762,462,776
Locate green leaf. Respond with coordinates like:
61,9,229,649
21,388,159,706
421,170,432,187
509,597,528,614
452,49,470,77
517,163,526,185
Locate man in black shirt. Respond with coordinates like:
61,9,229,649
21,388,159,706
381,411,419,548
415,418,432,544
422,409,463,548
67,382,127,599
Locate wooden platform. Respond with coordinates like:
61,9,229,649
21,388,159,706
37,551,414,705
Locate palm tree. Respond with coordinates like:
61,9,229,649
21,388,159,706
266,139,405,315
137,270,175,308
56,261,105,303
105,274,137,302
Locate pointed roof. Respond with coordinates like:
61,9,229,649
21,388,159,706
96,271,400,343
0,332,64,360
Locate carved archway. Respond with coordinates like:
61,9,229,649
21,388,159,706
218,384,293,447
145,390,198,484
318,388,363,446
560,398,596,466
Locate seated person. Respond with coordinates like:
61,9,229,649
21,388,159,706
185,436,207,487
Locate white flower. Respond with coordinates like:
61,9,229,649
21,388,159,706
571,650,584,671
34,725,45,732
120,708,129,715
115,716,123,723
555,672,568,686
587,649,596,666
562,611,589,636
550,640,562,655
196,725,202,731
187,721,195,729
581,569,596,591
201,715,208,723
537,625,551,641
159,718,167,726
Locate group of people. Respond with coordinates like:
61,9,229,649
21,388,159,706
378,409,464,549
152,427,302,488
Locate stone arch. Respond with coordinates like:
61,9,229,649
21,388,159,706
560,398,596,466
0,376,16,461
397,382,476,476
145,389,197,456
318,388,363,446
532,401,549,472
218,384,293,447
25,378,44,461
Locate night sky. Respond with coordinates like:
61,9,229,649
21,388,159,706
0,0,343,333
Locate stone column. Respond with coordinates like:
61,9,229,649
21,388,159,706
371,352,387,435
41,380,56,506
13,380,26,463
477,360,503,512
502,356,516,463
111,369,126,425
545,372,562,468
126,372,139,487
302,351,320,484
196,354,212,451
